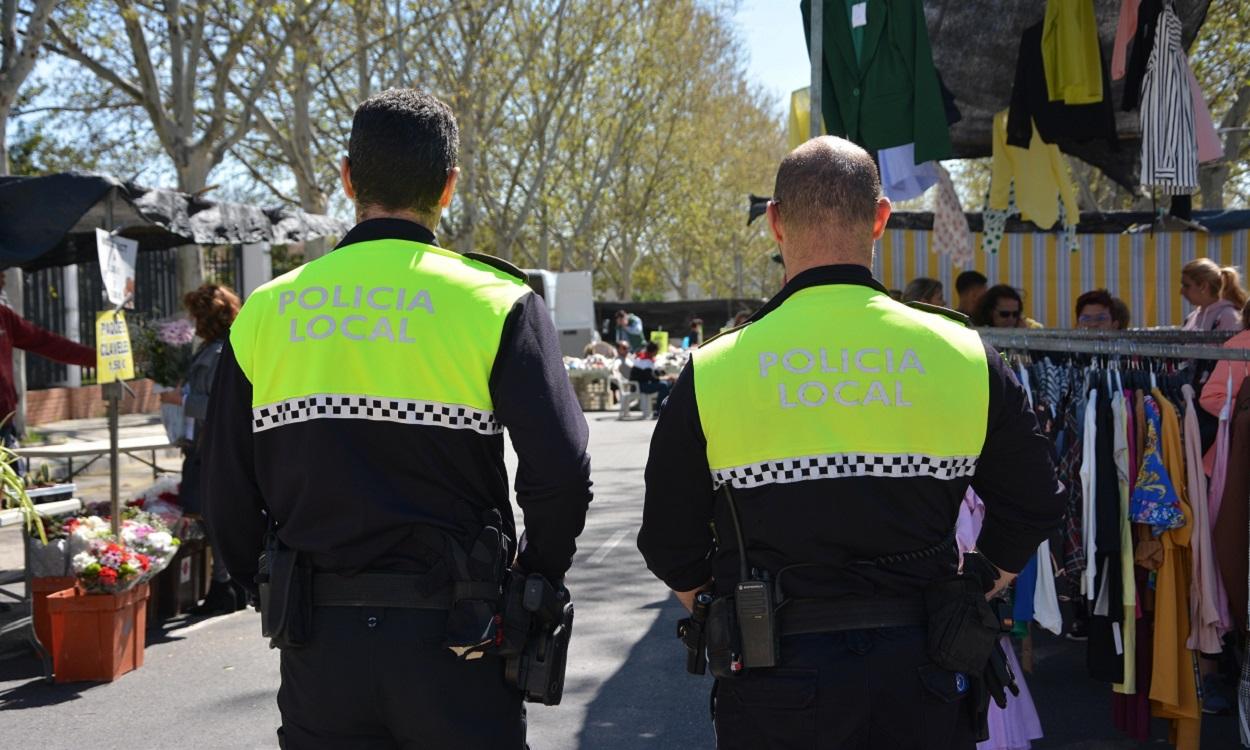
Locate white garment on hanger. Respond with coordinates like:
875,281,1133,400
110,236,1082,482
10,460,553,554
1033,538,1063,635
1080,388,1099,599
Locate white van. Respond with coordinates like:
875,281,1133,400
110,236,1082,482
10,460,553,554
523,270,596,358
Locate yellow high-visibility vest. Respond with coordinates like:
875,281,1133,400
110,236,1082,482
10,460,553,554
693,284,989,489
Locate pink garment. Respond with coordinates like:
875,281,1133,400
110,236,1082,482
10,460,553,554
960,492,1045,750
1183,384,1229,652
1112,0,1141,80
1199,329,1250,419
1183,299,1243,333
979,637,1044,750
1186,63,1223,163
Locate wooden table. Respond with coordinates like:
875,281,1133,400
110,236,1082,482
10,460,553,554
18,435,179,480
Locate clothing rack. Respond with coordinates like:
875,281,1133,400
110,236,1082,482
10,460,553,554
977,328,1250,362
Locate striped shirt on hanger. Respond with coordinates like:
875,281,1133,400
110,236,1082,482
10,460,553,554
1139,3,1197,195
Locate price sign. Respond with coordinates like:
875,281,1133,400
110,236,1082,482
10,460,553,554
95,229,137,309
95,311,135,383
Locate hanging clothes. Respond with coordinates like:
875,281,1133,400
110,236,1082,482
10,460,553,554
1139,3,1198,195
1129,397,1185,532
1041,0,1105,105
1213,377,1250,632
1122,0,1163,111
1183,384,1227,654
1089,385,1126,684
989,110,1081,233
1150,392,1202,750
879,143,939,202
800,0,952,162
1112,385,1138,694
933,164,975,264
1112,0,1143,81
1186,64,1224,164
1081,383,1100,599
1008,20,1117,150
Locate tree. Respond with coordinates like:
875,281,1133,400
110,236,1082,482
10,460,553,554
0,0,58,175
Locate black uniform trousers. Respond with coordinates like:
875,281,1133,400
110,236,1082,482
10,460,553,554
277,606,525,749
712,626,975,750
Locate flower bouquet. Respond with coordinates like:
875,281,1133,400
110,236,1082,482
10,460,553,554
132,317,195,443
71,540,150,594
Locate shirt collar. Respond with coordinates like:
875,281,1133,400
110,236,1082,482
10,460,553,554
335,218,438,250
748,264,888,323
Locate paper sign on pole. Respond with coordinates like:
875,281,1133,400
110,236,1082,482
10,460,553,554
95,311,134,383
649,330,669,354
95,228,137,309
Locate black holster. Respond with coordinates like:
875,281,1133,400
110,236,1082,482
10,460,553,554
499,571,574,705
256,534,312,649
442,515,509,657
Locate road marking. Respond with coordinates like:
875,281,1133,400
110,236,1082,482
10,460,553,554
171,609,248,636
588,529,630,564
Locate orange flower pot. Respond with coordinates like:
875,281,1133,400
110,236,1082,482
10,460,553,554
31,576,77,651
47,583,149,683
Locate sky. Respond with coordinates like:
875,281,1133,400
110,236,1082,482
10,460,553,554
731,0,811,115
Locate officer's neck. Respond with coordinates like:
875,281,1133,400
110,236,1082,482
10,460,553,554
354,206,440,233
782,249,872,280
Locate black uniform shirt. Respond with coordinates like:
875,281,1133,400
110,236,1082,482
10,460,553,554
637,265,1066,600
201,219,593,591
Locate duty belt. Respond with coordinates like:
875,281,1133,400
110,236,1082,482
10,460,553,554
311,572,498,609
778,597,926,636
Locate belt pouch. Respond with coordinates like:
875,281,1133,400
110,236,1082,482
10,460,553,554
706,596,739,680
923,576,999,674
444,524,505,655
262,542,311,649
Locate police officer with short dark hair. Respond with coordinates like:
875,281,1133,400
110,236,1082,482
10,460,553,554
637,136,1065,749
202,89,592,749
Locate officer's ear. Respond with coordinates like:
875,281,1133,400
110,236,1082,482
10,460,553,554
766,200,784,245
871,196,891,241
340,157,356,201
438,167,460,209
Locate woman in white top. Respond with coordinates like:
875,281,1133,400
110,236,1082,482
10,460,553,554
1181,258,1247,332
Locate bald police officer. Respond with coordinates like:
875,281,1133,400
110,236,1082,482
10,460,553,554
202,90,592,749
637,136,1065,749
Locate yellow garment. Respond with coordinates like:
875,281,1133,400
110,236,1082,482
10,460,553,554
989,110,1079,230
1113,390,1137,695
1150,392,1202,750
1041,0,1104,104
788,87,824,150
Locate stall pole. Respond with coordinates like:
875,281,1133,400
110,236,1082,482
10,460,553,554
105,380,121,538
809,0,822,139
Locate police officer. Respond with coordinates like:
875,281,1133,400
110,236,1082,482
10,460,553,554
201,89,592,749
637,136,1065,749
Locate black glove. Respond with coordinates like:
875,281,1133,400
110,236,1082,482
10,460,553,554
961,551,1002,595
983,639,1019,709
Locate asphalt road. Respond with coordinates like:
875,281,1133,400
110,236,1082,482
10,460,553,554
0,415,1242,749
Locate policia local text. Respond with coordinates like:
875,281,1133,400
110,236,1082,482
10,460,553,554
758,347,926,408
278,285,435,343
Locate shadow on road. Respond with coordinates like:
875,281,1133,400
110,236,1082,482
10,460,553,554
576,599,714,750
0,654,85,710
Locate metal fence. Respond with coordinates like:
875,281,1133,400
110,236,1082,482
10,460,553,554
22,247,183,389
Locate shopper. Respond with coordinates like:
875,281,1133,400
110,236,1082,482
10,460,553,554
1110,297,1131,330
902,276,945,306
613,309,645,350
1075,289,1116,330
955,270,988,317
1181,259,1247,332
972,284,1026,328
175,283,245,616
629,341,671,417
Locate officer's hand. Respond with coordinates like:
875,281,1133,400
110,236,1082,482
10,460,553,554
983,640,1019,709
673,580,712,613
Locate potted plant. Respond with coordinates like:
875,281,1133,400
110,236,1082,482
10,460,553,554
24,463,76,505
42,512,181,683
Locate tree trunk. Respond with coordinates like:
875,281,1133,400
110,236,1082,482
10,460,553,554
0,106,9,176
1199,84,1250,210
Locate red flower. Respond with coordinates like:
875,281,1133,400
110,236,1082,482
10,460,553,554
137,555,151,571
98,568,118,583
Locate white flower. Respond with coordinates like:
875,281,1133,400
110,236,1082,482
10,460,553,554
71,551,97,573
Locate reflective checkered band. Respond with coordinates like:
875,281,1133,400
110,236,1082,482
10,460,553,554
252,394,501,436
712,453,978,490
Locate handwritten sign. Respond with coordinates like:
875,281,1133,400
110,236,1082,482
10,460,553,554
95,229,137,309
95,311,134,383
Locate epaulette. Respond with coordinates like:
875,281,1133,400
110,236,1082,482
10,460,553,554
905,301,971,328
463,251,528,282
699,321,750,347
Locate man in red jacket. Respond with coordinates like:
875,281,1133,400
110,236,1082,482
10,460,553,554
0,290,96,443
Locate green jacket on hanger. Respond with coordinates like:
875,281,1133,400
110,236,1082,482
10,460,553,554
800,0,952,163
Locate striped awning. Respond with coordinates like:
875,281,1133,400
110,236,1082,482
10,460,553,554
874,228,1250,329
